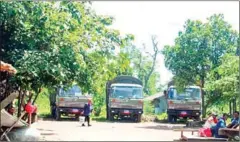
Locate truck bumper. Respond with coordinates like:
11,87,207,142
58,107,84,115
110,108,143,116
167,109,201,117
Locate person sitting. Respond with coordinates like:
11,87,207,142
227,111,239,129
203,112,218,135
213,113,228,138
203,112,218,127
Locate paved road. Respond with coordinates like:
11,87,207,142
35,118,190,141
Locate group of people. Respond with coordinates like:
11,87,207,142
203,111,239,138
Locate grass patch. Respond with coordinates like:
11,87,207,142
35,88,51,117
91,105,107,122
92,116,107,122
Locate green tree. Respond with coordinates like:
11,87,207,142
125,36,161,96
163,14,238,117
0,1,134,112
205,53,239,106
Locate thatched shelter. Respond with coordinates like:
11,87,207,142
0,61,17,74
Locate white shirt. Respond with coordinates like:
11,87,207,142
203,116,216,128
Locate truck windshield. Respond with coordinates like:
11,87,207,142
111,86,143,99
168,88,201,100
59,85,82,97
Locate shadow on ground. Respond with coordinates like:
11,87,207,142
136,124,185,130
40,132,57,136
37,128,53,132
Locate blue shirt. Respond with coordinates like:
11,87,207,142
83,103,91,116
214,118,226,138
231,117,239,126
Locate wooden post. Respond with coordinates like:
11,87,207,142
17,90,22,117
28,113,32,126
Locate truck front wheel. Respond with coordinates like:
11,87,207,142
167,114,172,123
108,114,114,121
168,114,177,123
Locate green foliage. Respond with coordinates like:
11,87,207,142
205,54,239,106
35,88,50,116
0,1,134,114
156,113,167,121
124,36,161,96
162,14,239,114
144,101,154,115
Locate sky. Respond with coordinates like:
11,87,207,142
91,1,239,85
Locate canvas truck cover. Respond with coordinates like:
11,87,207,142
106,76,143,96
106,76,143,111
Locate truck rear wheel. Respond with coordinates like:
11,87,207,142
55,108,61,121
133,114,142,123
51,106,56,118
137,114,142,123
194,116,201,121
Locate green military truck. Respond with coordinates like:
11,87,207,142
106,76,144,122
165,81,202,123
50,84,92,120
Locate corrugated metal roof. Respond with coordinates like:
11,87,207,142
144,92,164,101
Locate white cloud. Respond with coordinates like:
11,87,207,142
92,1,239,85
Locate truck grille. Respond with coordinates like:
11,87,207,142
111,104,141,109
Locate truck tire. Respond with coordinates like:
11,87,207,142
194,116,201,121
109,114,115,121
51,106,56,118
136,114,142,123
168,114,173,123
55,108,61,121
173,116,177,123
107,110,110,120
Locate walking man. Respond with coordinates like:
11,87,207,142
82,99,92,127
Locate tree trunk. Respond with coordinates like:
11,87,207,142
143,36,159,95
233,98,236,113
32,88,42,105
200,76,206,118
229,101,232,115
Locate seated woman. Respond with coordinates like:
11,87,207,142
203,112,218,135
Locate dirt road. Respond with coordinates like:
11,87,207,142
35,118,190,141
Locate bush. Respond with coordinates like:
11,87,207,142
144,101,154,115
156,113,167,120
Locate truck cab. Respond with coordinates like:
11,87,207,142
50,84,92,120
166,85,202,123
106,76,143,122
